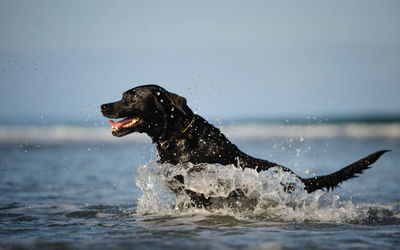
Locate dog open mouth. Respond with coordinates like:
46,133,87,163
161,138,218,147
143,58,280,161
108,117,141,135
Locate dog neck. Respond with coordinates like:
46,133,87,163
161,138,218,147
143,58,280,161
156,116,195,150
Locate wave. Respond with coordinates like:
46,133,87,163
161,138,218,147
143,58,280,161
136,160,400,223
0,125,150,144
221,123,400,139
0,122,399,144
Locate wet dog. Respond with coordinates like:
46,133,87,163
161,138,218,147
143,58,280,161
101,84,389,207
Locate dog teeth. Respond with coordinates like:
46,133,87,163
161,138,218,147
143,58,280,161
126,118,139,127
111,118,140,131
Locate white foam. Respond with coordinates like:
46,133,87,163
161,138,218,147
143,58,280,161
222,123,400,139
0,125,149,144
136,160,399,223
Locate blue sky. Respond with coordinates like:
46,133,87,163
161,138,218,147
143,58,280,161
0,0,399,123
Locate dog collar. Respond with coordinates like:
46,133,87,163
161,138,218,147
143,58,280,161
181,117,195,134
158,117,195,150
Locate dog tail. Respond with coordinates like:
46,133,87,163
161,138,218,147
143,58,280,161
302,150,390,193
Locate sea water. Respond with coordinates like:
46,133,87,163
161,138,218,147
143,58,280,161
0,122,399,249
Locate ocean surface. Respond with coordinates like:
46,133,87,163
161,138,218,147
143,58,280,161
1,120,400,249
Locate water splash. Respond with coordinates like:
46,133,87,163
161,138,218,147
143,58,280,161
136,160,399,223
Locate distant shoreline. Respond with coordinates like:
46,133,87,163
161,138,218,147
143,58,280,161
1,122,400,144
1,113,400,127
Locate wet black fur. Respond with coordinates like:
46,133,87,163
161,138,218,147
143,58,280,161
101,84,389,207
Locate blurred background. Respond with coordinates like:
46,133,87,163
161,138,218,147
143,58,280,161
1,2,400,248
1,0,399,126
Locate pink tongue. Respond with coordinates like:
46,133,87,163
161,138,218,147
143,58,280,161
108,118,135,128
109,119,123,128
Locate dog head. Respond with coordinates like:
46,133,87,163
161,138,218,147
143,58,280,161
101,84,193,140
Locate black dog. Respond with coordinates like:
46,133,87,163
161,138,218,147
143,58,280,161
101,84,389,207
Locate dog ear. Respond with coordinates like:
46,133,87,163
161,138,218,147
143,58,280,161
165,91,192,116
